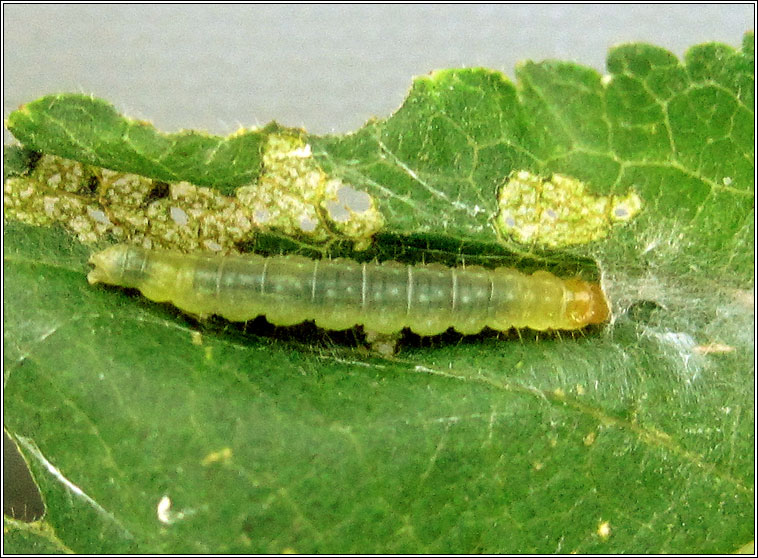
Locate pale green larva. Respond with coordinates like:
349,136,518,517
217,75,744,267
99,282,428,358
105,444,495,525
87,245,610,336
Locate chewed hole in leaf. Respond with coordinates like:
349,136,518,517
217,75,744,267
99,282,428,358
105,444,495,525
495,170,642,248
4,130,385,254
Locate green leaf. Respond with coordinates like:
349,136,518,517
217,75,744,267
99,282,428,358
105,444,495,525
3,517,73,554
3,145,40,179
5,94,272,195
4,33,754,553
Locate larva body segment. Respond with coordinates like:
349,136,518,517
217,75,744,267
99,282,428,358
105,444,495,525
88,245,610,335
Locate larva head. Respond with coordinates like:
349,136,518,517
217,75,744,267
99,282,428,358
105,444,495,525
563,278,610,329
87,244,146,287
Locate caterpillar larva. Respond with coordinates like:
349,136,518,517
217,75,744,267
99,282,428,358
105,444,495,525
87,245,610,336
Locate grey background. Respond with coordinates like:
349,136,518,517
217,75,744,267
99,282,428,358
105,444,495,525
0,2,754,523
3,4,754,139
